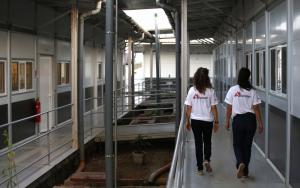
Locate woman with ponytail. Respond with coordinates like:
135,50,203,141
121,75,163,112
185,67,219,175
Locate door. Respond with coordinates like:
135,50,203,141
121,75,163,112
39,56,54,132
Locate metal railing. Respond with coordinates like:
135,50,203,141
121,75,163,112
167,106,187,188
0,104,73,186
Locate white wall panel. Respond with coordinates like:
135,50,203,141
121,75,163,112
269,1,287,45
291,41,300,118
38,37,54,55
0,31,7,58
293,0,300,41
11,32,35,59
84,46,97,87
56,40,71,61
255,15,266,49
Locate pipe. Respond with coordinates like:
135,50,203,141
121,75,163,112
156,0,176,30
131,42,135,109
148,163,171,184
156,0,181,136
114,0,118,187
77,0,103,171
104,0,114,187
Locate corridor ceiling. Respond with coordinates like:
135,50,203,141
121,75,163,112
35,0,237,42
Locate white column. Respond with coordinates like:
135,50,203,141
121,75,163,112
181,0,189,102
127,37,133,109
71,5,79,149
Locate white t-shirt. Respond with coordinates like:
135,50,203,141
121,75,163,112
184,87,218,122
224,85,261,117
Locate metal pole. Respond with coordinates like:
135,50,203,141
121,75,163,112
114,0,118,187
104,0,114,187
175,11,181,136
47,112,51,164
7,30,12,146
78,15,85,162
149,43,153,90
154,13,161,105
131,42,135,109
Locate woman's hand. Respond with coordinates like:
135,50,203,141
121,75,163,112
213,123,219,133
186,121,191,131
258,123,264,134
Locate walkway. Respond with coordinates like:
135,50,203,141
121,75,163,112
182,106,288,188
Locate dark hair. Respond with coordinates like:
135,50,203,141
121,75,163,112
193,67,212,94
237,67,253,90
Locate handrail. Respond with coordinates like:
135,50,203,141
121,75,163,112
0,104,73,129
167,106,186,188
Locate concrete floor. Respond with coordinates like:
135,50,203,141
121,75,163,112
182,106,288,188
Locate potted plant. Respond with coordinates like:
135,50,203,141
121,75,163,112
132,135,150,165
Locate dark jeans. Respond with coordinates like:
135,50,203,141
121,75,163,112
191,119,213,171
232,112,257,175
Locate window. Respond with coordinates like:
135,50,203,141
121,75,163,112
270,46,287,94
12,61,33,92
0,61,5,94
97,63,102,80
57,62,70,85
255,50,266,88
245,53,253,82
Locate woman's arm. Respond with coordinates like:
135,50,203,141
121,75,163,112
253,104,264,134
211,105,219,132
225,104,232,130
185,105,192,131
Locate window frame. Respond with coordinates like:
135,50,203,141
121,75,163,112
12,60,34,94
0,60,6,96
269,45,287,97
57,61,70,86
245,53,253,83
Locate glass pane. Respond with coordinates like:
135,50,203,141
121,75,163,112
256,53,260,86
61,64,66,84
98,64,101,79
282,47,287,94
271,49,276,91
246,55,249,68
65,63,70,84
277,50,282,91
12,62,18,91
26,62,32,89
57,63,61,85
0,62,4,93
19,63,25,90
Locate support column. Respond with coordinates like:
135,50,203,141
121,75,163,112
149,43,153,90
131,42,135,108
175,11,181,135
71,4,79,149
127,37,133,109
7,31,12,146
78,12,85,162
181,0,189,103
155,13,161,105
104,0,114,187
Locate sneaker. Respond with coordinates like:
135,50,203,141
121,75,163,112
197,170,204,175
237,163,245,178
203,161,212,173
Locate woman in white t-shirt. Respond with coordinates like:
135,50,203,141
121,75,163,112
225,67,264,178
185,67,219,175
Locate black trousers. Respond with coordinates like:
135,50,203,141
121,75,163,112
232,112,257,175
191,119,213,171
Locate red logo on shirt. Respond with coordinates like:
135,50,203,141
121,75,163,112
234,91,241,97
193,94,199,99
